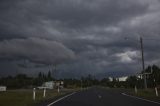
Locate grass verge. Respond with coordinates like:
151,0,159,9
0,88,76,106
101,87,160,102
126,88,160,102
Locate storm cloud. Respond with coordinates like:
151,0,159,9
0,37,75,64
0,0,160,78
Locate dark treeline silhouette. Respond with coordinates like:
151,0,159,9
0,73,122,89
1,64,160,89
62,65,160,89
0,71,53,89
126,64,160,88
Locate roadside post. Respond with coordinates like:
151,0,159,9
135,85,137,94
58,86,60,93
81,80,82,91
43,88,46,98
155,87,158,97
33,88,36,100
154,79,159,96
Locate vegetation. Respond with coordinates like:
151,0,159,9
1,64,160,105
0,71,53,89
1,65,160,89
126,64,160,89
0,89,74,106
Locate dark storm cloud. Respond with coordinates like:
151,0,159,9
0,0,149,39
0,38,75,64
0,0,160,78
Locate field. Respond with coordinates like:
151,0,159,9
0,88,75,106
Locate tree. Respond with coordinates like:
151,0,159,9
101,78,110,86
47,71,52,81
152,65,160,85
126,76,137,88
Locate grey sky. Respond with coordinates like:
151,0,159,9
0,0,160,78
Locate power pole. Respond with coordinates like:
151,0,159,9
140,37,147,89
54,64,57,80
81,80,82,90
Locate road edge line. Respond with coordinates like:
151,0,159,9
122,92,160,105
47,92,76,106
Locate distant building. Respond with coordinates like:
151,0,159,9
108,77,113,82
0,86,7,91
43,81,55,89
38,81,64,89
137,74,143,79
54,81,64,89
117,76,128,82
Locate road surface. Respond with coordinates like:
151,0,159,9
45,87,160,106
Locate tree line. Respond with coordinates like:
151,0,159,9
126,64,160,88
0,64,160,89
0,71,53,89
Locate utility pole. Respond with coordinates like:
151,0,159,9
140,37,147,89
81,80,82,90
51,64,56,80
54,64,57,79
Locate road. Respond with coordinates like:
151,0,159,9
45,87,160,106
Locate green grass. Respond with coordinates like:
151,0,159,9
109,87,160,102
102,87,160,102
0,89,75,106
127,88,160,101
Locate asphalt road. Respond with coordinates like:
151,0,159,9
46,87,160,106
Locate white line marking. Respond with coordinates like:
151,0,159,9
47,92,76,106
122,93,160,105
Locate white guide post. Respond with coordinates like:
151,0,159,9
155,87,159,97
33,88,36,100
43,88,46,98
135,85,137,94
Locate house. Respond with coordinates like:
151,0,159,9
42,81,55,89
108,77,113,82
38,81,64,89
0,86,7,91
117,76,128,82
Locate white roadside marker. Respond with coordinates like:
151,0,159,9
33,88,36,100
155,87,159,97
43,88,46,98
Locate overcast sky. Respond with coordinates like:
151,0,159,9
0,0,160,78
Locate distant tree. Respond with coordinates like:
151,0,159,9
47,71,52,81
38,72,42,78
142,65,160,87
35,72,44,86
126,76,137,88
101,78,110,86
0,74,34,88
152,65,160,85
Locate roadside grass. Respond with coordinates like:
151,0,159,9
127,88,160,101
0,88,76,106
102,87,160,102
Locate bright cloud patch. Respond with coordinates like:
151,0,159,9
115,51,140,63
